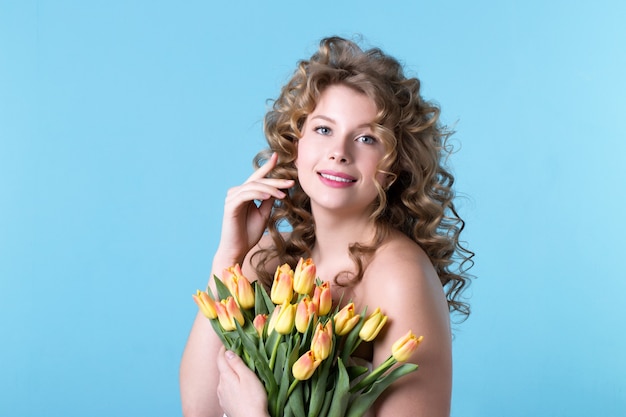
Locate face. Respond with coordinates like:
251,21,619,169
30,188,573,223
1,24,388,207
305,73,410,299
296,84,387,217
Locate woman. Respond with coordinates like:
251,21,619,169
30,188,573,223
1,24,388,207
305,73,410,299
180,36,473,417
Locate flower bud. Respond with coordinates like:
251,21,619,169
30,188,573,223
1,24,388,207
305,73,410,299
292,350,321,381
333,303,360,336
312,282,332,316
253,314,268,337
293,257,316,295
192,290,217,319
359,307,388,342
311,322,333,360
271,264,294,305
274,301,296,335
236,275,255,310
215,296,244,331
391,331,424,362
295,296,316,333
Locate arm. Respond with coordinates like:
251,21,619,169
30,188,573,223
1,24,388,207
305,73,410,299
366,244,453,417
180,153,293,417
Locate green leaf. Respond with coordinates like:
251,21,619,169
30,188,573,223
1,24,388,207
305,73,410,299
254,281,271,316
346,365,369,380
214,276,233,300
326,358,350,417
344,363,419,417
286,382,306,417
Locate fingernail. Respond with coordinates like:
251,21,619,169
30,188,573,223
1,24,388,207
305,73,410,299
225,350,236,360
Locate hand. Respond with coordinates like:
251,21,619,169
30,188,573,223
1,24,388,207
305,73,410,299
216,347,269,417
217,152,294,264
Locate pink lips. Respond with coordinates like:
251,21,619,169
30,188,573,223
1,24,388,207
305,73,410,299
317,170,357,188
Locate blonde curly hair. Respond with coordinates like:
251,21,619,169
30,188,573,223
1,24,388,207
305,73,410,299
251,36,474,318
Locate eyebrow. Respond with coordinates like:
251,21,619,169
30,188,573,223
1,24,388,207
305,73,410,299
310,115,373,129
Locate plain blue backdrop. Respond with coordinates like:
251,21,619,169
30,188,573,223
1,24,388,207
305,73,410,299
1,1,625,416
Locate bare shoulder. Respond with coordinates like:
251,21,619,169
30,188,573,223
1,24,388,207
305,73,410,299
360,231,453,416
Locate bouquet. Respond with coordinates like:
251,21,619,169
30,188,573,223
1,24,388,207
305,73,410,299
193,258,423,417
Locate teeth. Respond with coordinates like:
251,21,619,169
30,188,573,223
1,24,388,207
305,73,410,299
320,173,354,183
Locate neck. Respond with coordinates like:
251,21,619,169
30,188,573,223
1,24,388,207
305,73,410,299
309,207,377,266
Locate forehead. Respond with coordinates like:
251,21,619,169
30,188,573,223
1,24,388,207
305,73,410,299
310,84,378,124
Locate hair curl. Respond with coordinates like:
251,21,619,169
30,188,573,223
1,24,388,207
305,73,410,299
251,36,474,318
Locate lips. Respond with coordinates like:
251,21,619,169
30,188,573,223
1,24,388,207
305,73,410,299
317,170,357,184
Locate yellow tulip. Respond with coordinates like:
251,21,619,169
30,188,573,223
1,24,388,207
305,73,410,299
274,301,296,335
253,314,268,337
292,350,321,381
333,303,360,336
295,296,317,333
293,257,316,295
222,264,255,310
312,281,332,316
271,264,294,304
215,296,244,331
391,331,424,362
311,322,333,360
192,290,217,319
359,307,388,342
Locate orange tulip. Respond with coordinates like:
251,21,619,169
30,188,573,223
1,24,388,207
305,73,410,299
271,264,294,304
312,281,332,316
215,296,245,331
192,290,217,319
293,257,316,295
253,314,268,337
311,322,333,360
295,296,317,333
359,307,388,342
391,331,424,362
222,264,255,309
333,303,360,336
292,350,321,381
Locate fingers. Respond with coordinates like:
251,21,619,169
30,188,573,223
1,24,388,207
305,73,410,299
246,152,279,182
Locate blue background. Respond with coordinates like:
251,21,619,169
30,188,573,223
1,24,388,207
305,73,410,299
1,1,625,416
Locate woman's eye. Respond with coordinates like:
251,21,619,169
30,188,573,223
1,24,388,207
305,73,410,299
315,126,331,135
357,135,377,145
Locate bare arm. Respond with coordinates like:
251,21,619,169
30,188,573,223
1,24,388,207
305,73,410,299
179,153,293,417
365,242,453,417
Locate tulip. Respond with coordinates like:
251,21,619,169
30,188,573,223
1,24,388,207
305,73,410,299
274,301,296,335
333,302,360,336
236,275,255,309
292,350,321,381
215,296,244,331
221,264,244,296
295,296,317,333
253,314,268,337
222,264,255,310
267,304,281,335
312,282,332,316
271,264,294,304
311,322,333,360
359,307,388,342
192,290,217,319
293,257,316,295
391,331,424,362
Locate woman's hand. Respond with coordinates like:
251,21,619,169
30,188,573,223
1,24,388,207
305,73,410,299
216,152,294,264
216,347,269,417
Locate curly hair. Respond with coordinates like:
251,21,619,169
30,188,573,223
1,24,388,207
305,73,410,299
251,36,474,318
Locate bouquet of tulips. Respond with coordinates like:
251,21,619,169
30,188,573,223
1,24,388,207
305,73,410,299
193,258,423,417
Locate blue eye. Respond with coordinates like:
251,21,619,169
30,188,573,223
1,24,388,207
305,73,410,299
357,135,377,145
315,126,332,135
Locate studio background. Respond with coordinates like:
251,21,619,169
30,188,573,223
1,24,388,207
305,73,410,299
1,1,624,416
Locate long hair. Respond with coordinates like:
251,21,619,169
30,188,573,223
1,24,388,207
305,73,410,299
251,36,474,318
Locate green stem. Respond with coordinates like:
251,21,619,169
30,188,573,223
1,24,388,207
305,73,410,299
269,333,282,371
287,379,299,398
350,356,396,393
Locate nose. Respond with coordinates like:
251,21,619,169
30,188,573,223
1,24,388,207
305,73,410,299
328,137,351,163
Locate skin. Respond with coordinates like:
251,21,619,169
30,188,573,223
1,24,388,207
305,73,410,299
180,85,452,417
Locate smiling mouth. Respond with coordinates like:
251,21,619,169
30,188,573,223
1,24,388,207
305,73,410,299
318,173,356,183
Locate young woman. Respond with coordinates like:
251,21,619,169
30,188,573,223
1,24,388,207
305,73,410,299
180,36,473,417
